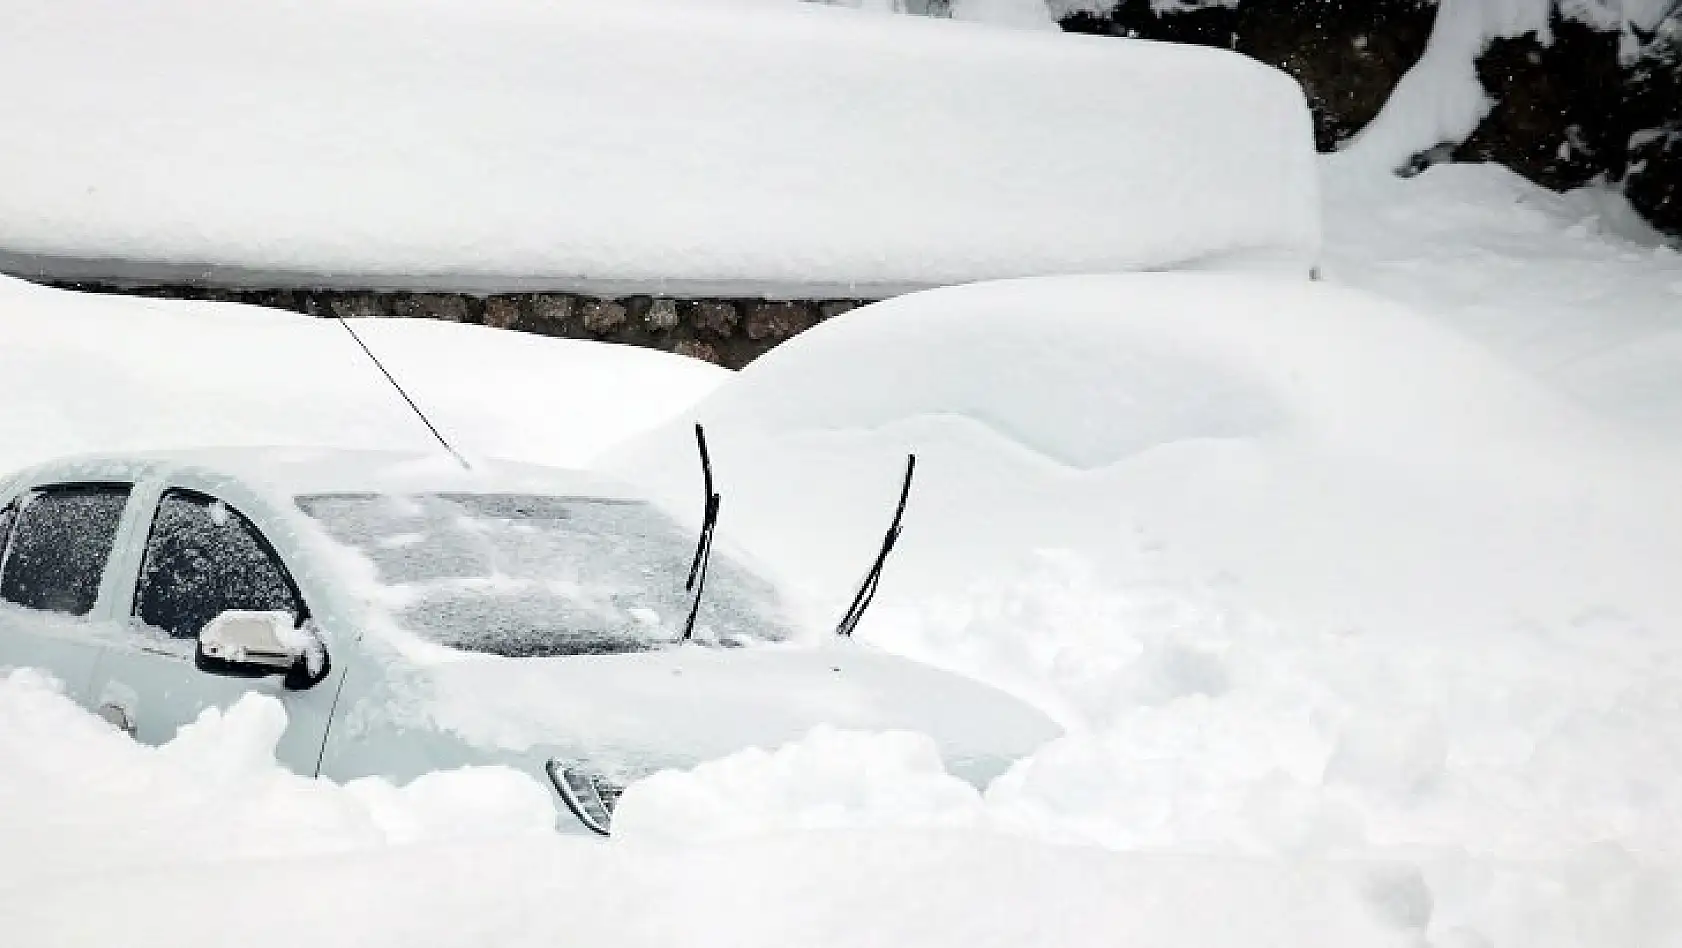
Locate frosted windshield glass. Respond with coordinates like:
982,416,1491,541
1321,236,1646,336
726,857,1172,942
297,493,793,657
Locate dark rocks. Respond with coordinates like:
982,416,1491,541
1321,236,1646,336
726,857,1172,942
481,296,522,330
328,293,384,320
818,300,860,320
527,294,574,333
673,339,723,365
392,293,473,323
1062,0,1682,238
1061,0,1438,150
1628,133,1682,234
645,298,680,331
745,301,814,341
580,298,628,333
692,300,740,337
1452,14,1632,191
1625,25,1682,235
38,281,875,369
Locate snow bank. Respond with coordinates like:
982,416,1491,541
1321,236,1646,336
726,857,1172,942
0,0,1318,292
605,272,1680,639
0,671,1424,948
602,272,1682,942
613,726,988,844
0,667,555,888
0,276,725,474
1321,159,1682,434
12,668,1667,946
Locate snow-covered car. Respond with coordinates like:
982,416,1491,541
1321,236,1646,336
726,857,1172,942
0,447,1058,835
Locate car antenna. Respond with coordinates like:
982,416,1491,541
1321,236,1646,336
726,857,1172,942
333,315,471,471
836,454,916,638
680,423,721,643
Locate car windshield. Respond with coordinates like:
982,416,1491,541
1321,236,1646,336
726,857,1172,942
296,492,795,657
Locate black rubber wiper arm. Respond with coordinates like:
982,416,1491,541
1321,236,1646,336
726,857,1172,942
836,454,916,638
680,424,721,643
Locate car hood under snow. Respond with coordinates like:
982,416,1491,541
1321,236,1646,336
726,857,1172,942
399,642,1061,785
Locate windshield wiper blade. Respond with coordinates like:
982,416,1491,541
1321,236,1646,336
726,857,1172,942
836,454,916,638
680,424,721,643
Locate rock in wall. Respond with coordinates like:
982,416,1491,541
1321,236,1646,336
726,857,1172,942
39,282,865,370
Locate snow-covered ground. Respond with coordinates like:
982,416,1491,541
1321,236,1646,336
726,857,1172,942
3,3,1682,942
0,0,1316,293
3,154,1679,944
0,274,727,474
1323,159,1682,436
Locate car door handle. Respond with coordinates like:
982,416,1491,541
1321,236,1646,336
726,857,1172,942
97,702,136,737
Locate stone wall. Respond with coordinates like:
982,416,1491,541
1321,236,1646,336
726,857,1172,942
44,282,869,369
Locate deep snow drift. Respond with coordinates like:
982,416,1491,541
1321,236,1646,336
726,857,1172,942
608,273,1679,645
0,0,1316,293
0,274,726,474
5,667,1670,948
1323,160,1682,436
604,271,1682,940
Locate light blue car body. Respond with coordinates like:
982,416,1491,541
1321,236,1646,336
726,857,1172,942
0,447,1060,834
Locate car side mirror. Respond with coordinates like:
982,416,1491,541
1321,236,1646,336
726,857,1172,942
197,610,330,690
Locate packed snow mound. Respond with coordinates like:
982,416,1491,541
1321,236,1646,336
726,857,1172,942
613,726,987,844
0,668,555,887
0,276,725,474
606,272,1680,641
640,271,1597,470
0,0,1318,292
603,271,1682,942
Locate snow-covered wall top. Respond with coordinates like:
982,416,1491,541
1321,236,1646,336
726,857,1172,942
0,0,1318,294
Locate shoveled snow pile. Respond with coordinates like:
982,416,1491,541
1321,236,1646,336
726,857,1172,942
0,275,725,474
0,0,1317,293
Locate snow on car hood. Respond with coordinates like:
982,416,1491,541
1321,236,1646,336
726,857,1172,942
397,642,1061,785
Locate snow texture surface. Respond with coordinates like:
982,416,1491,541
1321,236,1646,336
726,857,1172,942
0,0,1317,293
2,5,1682,940
0,275,726,474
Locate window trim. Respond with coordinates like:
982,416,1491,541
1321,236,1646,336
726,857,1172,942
131,487,311,638
0,499,18,585
0,482,136,619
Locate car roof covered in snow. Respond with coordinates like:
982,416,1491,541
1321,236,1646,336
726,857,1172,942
2,446,642,502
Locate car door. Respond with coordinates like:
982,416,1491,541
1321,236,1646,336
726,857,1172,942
84,485,341,775
0,482,135,708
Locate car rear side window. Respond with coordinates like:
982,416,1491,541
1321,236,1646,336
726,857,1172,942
0,501,16,560
0,484,132,617
134,489,303,639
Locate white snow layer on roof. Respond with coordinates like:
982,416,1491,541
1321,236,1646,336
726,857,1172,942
0,0,1319,292
9,447,640,503
0,275,726,475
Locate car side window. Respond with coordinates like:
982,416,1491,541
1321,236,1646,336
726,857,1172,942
0,501,16,559
0,484,133,617
134,489,304,640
